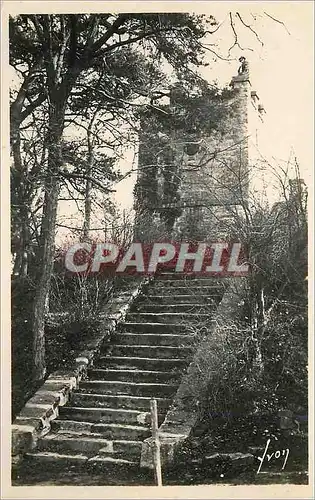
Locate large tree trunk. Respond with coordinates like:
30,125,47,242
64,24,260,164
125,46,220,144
11,111,31,277
30,41,81,377
32,179,60,381
82,118,95,240
10,66,43,276
12,206,30,277
82,178,92,241
31,102,64,381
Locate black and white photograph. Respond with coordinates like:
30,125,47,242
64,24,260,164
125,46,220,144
1,1,313,497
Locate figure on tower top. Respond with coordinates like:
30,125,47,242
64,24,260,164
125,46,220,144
230,56,250,87
238,56,249,76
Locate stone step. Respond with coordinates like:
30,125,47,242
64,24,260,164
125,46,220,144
156,270,226,278
96,356,188,372
141,294,219,304
22,451,138,472
98,440,142,458
107,344,194,359
13,459,154,486
134,303,215,314
118,322,187,334
153,278,224,286
70,392,172,411
52,419,151,440
113,332,195,346
88,367,181,383
125,312,213,324
37,432,143,458
59,406,156,425
148,286,223,295
79,379,178,397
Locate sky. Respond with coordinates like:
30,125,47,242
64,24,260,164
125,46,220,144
6,2,314,217
114,2,314,210
202,3,313,176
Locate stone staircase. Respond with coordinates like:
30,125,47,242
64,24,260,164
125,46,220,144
13,273,225,485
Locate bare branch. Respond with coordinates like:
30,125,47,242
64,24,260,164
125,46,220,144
60,171,116,193
264,11,291,35
236,12,264,46
90,14,129,54
228,11,243,55
55,15,69,83
20,94,47,122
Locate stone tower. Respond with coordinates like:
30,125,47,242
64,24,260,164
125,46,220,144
134,58,265,241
